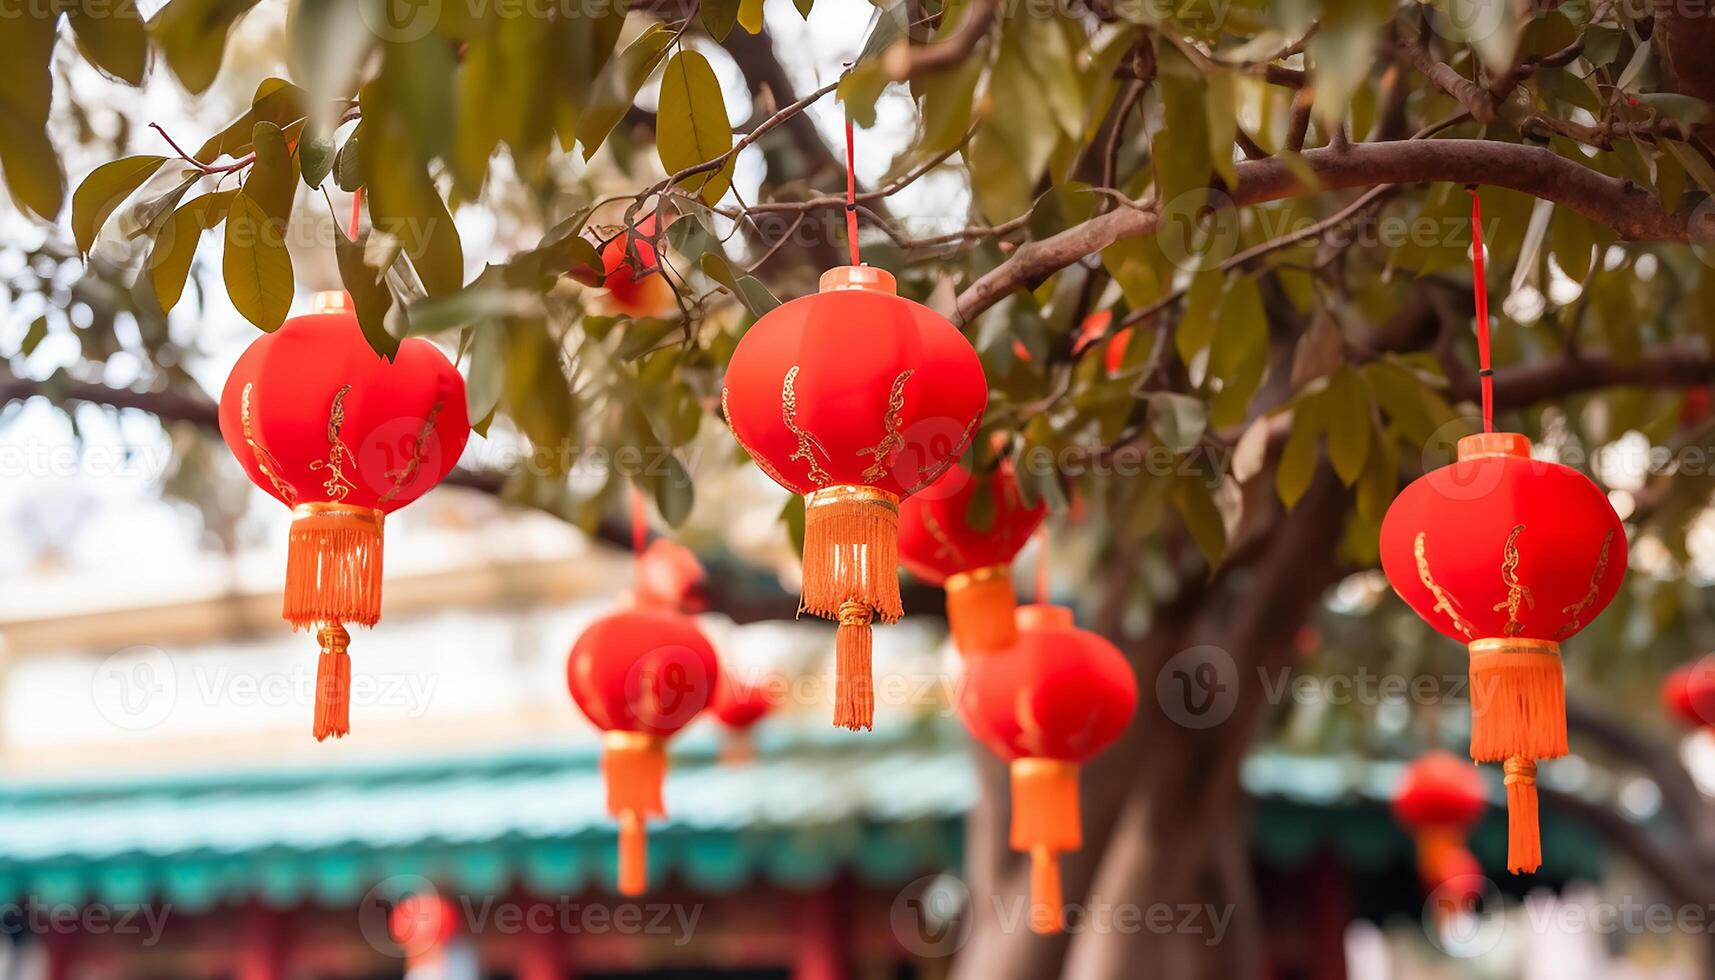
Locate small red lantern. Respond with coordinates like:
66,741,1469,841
898,461,1045,655
1392,752,1487,893
710,670,777,765
218,292,470,740
957,604,1137,934
602,215,675,318
389,890,460,968
1381,432,1625,873
566,608,719,895
625,538,708,612
723,266,987,730
1664,656,1715,729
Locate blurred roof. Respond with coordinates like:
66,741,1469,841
0,717,1612,910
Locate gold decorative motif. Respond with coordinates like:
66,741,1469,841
309,385,358,502
1492,524,1534,636
1414,532,1474,638
376,400,443,507
722,387,796,489
905,416,980,496
1557,529,1616,639
857,369,913,484
921,509,967,566
782,366,833,486
241,383,298,505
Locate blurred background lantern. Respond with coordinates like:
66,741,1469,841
722,265,986,731
566,608,719,895
600,214,676,318
217,291,470,740
956,604,1137,933
711,670,778,764
898,460,1045,655
1391,751,1487,896
1381,432,1625,873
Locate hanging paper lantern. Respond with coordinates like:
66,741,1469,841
626,538,708,612
898,461,1045,655
1391,751,1487,893
723,266,987,730
710,670,777,765
1380,432,1625,873
957,604,1137,934
602,215,676,318
217,292,470,741
566,608,719,895
389,890,460,969
1664,656,1715,729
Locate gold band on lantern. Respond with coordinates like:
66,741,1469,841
603,730,666,754
945,564,1010,594
1012,757,1078,782
312,290,353,315
292,502,385,529
806,485,899,513
1456,432,1532,461
1467,637,1561,659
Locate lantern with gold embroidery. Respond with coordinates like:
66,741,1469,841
1380,432,1624,873
218,292,470,741
957,605,1136,934
898,461,1044,655
722,266,986,730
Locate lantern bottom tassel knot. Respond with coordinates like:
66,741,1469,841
1468,637,1565,875
602,732,666,896
944,565,1020,655
313,622,351,741
1011,758,1081,935
803,486,902,731
834,601,875,731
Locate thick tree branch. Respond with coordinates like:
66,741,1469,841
954,139,1714,324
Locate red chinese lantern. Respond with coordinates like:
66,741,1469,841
217,291,470,741
711,670,777,765
723,265,987,730
957,604,1137,933
602,215,675,318
1380,432,1625,873
1392,752,1487,893
389,890,460,969
898,461,1045,655
566,608,719,894
1664,656,1715,729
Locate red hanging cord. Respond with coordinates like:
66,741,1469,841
1034,525,1050,606
349,187,364,241
843,115,861,267
1467,186,1494,433
630,487,648,561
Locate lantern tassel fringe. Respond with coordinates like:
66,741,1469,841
945,566,1020,655
1011,759,1080,935
801,486,903,623
312,622,351,741
285,505,384,627
1504,757,1542,874
603,734,667,896
1468,641,1567,761
834,602,875,731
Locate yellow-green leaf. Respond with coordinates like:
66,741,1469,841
737,0,764,33
224,192,294,330
1324,366,1372,486
149,189,235,312
656,50,736,204
152,0,262,95
0,10,63,221
576,24,674,161
69,0,148,84
72,155,166,254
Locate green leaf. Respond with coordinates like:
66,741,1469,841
700,253,779,317
656,50,736,204
1153,44,1213,210
22,315,48,356
1276,400,1323,510
336,226,398,359
701,0,739,40
1323,366,1371,486
242,122,298,221
0,10,65,221
72,156,166,254
737,0,764,33
1206,277,1267,426
68,0,149,85
223,192,295,331
465,323,505,428
1170,474,1227,570
299,133,336,188
334,127,364,192
651,452,695,527
194,78,306,162
1147,392,1208,454
359,106,465,296
149,189,235,312
152,0,262,95
576,23,674,161
1635,93,1712,125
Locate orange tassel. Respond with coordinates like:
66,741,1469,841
801,485,903,623
833,603,875,731
284,503,384,628
1468,638,1562,875
944,565,1019,655
1011,758,1080,935
313,622,351,741
1413,826,1463,888
1504,757,1542,874
603,732,666,896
